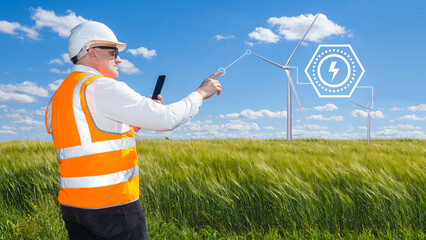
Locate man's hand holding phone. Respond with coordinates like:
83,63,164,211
149,94,163,104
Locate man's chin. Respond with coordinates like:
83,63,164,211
105,71,119,78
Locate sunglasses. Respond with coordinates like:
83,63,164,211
90,46,119,59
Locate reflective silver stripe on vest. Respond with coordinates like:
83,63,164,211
56,137,136,160
46,96,53,133
73,74,95,145
60,165,139,189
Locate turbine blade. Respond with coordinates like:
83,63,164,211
350,100,367,109
367,79,385,108
251,52,285,69
285,13,321,67
285,69,309,129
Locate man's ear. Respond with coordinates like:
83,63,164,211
88,49,97,60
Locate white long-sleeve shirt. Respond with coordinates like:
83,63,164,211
72,65,203,133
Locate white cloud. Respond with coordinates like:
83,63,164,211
10,108,45,116
219,109,286,119
351,110,384,119
305,124,327,130
0,82,48,103
49,68,71,74
12,116,44,126
248,27,280,43
274,129,340,139
19,26,39,40
31,7,87,38
386,124,421,130
222,120,260,131
181,120,213,131
181,119,259,132
314,103,338,112
293,123,327,131
10,108,29,114
408,104,426,112
213,34,235,41
48,53,71,65
20,126,38,131
139,126,266,139
127,47,157,59
0,104,6,109
4,113,23,118
2,107,45,118
0,20,39,40
48,58,63,65
267,13,348,42
62,53,71,63
371,111,385,119
245,41,254,46
139,116,425,140
390,107,404,111
0,126,16,135
0,21,20,35
307,114,344,121
0,81,48,97
119,59,141,74
399,114,426,121
164,119,262,139
48,79,64,91
219,113,239,119
357,124,426,139
376,128,425,139
33,108,45,116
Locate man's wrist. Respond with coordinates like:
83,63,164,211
195,89,206,99
191,91,204,101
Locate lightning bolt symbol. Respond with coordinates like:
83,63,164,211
329,61,339,82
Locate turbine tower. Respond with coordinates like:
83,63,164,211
351,80,384,142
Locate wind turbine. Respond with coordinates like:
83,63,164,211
351,80,384,142
250,13,321,141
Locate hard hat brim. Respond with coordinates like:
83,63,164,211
91,40,126,52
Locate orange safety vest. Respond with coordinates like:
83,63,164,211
45,72,139,209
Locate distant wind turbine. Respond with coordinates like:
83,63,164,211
351,80,385,142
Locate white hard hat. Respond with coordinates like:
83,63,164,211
68,21,126,60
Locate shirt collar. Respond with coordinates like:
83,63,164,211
71,64,103,76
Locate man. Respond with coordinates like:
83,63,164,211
45,21,222,240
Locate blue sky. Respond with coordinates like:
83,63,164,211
0,0,425,141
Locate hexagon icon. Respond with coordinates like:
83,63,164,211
305,44,365,98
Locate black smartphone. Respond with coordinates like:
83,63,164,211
152,75,166,100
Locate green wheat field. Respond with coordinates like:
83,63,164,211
0,139,425,239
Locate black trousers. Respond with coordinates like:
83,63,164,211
60,200,148,240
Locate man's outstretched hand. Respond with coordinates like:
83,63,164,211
196,71,223,99
136,71,222,133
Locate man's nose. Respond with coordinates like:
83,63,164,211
115,55,122,64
